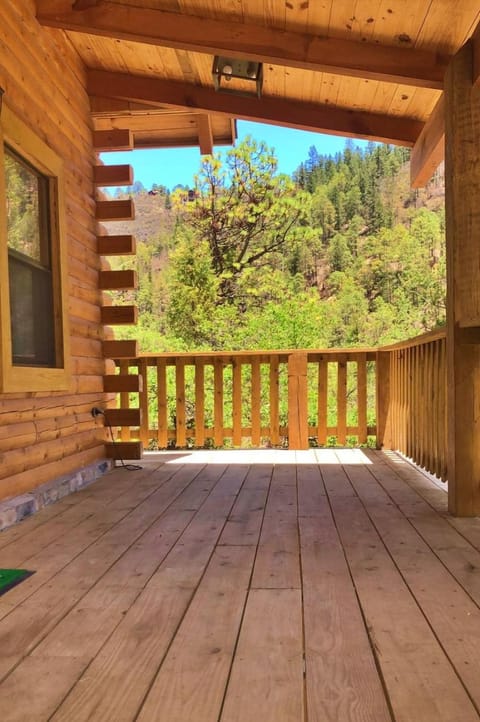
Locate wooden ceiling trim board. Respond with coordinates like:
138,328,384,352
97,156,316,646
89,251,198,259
87,69,424,146
36,1,448,88
410,94,445,188
195,114,214,155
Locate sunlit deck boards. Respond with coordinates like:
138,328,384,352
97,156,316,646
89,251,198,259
0,449,480,721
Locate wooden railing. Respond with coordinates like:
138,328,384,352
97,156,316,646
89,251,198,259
380,329,447,480
111,348,377,450
109,330,448,481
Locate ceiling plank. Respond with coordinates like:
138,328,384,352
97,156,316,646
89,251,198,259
87,70,424,147
36,1,447,89
410,94,445,188
195,114,214,155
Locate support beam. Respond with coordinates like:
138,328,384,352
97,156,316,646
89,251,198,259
93,129,133,151
100,305,138,325
36,1,447,89
96,199,135,221
87,70,424,147
410,95,445,188
103,340,138,358
97,234,136,255
445,40,480,516
99,269,137,290
94,164,133,187
196,114,213,155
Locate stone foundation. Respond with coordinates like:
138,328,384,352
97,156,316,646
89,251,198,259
0,459,113,533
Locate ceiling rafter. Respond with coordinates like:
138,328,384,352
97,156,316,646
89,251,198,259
195,114,214,155
36,1,447,89
87,69,424,147
410,95,445,188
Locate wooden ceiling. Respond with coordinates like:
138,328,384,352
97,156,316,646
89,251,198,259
36,0,480,185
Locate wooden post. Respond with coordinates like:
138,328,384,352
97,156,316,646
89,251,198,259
445,40,480,516
288,352,309,450
376,351,392,450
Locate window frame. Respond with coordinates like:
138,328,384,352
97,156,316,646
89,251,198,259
0,105,71,392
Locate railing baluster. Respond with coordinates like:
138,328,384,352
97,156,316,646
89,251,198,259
232,359,242,447
269,355,280,446
213,358,224,447
317,358,328,446
251,358,261,447
440,337,448,480
357,353,367,444
138,358,149,446
175,359,186,447
337,357,347,445
195,359,205,447
157,358,168,449
119,359,131,441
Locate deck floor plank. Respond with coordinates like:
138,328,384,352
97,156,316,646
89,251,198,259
251,464,301,589
323,457,480,722
340,454,480,712
48,462,249,722
136,545,256,722
300,507,392,722
0,450,479,722
220,588,304,722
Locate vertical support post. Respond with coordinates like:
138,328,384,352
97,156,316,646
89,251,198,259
288,352,309,450
376,350,392,450
445,40,480,515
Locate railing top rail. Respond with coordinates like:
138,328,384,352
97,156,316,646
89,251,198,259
379,327,446,352
113,347,378,364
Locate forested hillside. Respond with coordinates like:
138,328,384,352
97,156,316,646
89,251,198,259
108,137,446,352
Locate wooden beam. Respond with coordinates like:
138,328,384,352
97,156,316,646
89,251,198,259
101,305,138,325
87,70,424,147
105,440,143,459
410,95,445,188
96,199,135,221
103,340,138,358
93,129,133,151
445,40,480,516
104,374,142,392
37,1,447,88
94,164,133,187
196,114,213,155
97,234,136,255
99,269,137,290
104,408,141,427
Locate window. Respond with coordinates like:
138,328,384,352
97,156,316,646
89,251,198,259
0,106,70,391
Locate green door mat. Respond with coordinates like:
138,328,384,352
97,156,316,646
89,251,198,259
0,569,34,596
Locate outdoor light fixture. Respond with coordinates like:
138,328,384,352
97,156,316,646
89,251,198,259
212,56,263,98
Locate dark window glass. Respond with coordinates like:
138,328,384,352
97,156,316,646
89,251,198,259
4,146,56,367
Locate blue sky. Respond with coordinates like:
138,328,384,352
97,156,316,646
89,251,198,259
102,120,371,191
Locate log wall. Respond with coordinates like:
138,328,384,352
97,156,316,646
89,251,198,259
0,1,109,501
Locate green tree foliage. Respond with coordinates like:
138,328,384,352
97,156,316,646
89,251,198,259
113,138,445,354
173,136,310,306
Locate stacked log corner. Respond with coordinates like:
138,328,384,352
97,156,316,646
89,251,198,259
94,139,143,461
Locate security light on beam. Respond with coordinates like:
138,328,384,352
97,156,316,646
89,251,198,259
212,56,263,98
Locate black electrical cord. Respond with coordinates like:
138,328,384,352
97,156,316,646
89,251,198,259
92,407,142,471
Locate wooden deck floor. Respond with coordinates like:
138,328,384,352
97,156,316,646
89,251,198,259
0,449,480,721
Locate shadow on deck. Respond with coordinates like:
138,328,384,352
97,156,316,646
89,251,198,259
0,449,479,721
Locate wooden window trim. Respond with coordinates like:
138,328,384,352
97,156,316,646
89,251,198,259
0,105,71,392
